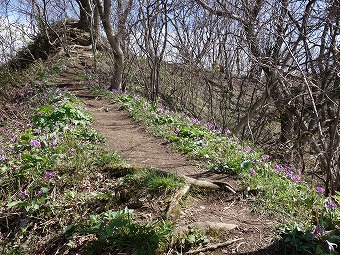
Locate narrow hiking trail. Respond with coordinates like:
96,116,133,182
55,50,280,254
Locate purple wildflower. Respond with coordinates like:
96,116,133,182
36,189,43,197
237,145,242,151
315,186,324,194
205,122,214,131
192,118,201,125
174,128,180,135
12,135,18,142
312,225,323,240
225,129,232,136
260,155,270,162
325,240,337,252
20,189,29,197
30,139,41,147
196,136,201,141
291,175,301,183
274,163,282,172
214,129,222,134
51,140,57,148
325,197,337,209
35,128,42,135
250,168,256,177
286,170,293,179
0,152,7,161
246,146,252,153
284,165,292,172
45,171,53,179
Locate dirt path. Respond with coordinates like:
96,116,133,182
56,52,281,254
85,98,203,176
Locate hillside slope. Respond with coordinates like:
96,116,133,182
63,49,281,254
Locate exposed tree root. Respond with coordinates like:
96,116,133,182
211,181,236,194
104,164,236,193
183,176,220,190
174,221,238,234
185,238,244,254
166,184,191,219
104,164,239,220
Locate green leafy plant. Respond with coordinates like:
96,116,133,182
78,208,173,255
32,101,92,131
282,226,316,254
176,227,209,251
282,225,340,255
7,191,49,214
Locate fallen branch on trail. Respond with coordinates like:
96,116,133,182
185,238,244,254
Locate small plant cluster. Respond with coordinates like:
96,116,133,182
75,207,173,255
120,169,185,195
176,227,209,251
0,92,95,199
107,90,340,254
249,161,340,254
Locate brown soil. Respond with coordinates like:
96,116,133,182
53,50,285,255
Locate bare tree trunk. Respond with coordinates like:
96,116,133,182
76,0,92,32
94,0,132,91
